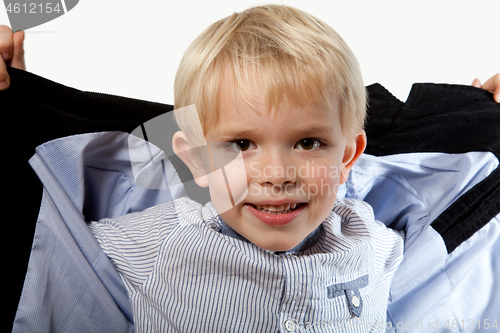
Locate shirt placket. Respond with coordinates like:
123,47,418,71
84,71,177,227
278,253,312,333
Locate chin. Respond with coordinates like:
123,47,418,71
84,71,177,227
253,237,301,252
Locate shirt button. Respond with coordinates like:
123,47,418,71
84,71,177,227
351,295,360,307
284,319,297,332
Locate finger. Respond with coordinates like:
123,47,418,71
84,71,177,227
0,25,14,62
10,30,26,70
0,58,10,90
0,25,14,89
481,74,500,103
471,78,482,88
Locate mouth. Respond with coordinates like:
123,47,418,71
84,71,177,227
252,203,302,214
245,202,307,226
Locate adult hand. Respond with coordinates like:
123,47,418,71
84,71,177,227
472,74,500,103
0,25,26,90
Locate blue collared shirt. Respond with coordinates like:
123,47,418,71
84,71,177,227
89,196,404,332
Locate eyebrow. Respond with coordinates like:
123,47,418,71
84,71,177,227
296,125,335,136
215,128,255,139
214,124,335,139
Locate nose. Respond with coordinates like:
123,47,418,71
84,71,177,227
253,150,297,187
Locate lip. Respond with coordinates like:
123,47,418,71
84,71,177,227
245,203,306,226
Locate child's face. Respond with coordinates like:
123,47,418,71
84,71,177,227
195,85,365,252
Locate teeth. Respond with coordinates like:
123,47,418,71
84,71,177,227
254,203,300,214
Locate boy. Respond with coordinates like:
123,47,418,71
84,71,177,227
89,5,403,332
1,4,499,333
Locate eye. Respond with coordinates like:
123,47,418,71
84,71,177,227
295,138,323,150
226,139,255,152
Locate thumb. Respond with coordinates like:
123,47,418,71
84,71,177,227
10,31,26,70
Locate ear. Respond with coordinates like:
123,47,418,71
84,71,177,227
339,129,367,184
172,131,209,188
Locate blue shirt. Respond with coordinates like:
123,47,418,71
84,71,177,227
89,197,404,332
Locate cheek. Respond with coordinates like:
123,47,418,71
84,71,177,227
223,152,248,204
305,163,341,202
207,171,233,214
208,151,248,214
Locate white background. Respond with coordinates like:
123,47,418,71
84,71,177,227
1,0,498,104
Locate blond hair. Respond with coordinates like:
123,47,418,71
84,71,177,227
174,4,366,145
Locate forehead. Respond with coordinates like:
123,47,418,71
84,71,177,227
202,60,341,127
207,84,342,140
